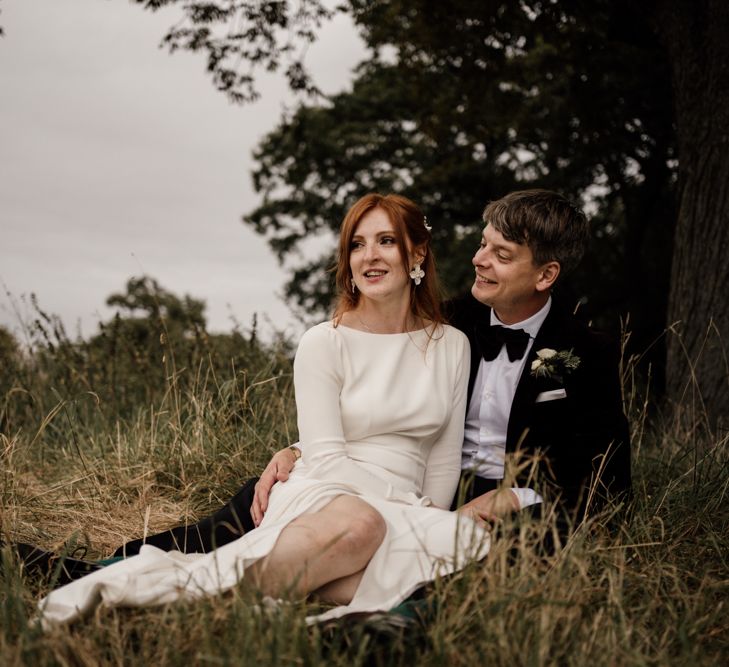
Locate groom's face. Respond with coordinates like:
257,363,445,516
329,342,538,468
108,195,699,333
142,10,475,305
471,224,552,324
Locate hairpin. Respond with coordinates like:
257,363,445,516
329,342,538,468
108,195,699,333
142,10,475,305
423,216,432,232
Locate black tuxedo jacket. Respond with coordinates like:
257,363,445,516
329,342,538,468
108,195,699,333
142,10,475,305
446,293,631,519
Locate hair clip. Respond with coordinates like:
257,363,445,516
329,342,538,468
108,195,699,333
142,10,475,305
423,216,432,232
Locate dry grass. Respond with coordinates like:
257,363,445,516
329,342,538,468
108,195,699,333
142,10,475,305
0,315,727,666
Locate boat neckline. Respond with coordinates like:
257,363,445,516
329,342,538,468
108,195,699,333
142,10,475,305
333,322,436,336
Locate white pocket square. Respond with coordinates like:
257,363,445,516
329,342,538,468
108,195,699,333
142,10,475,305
535,388,567,403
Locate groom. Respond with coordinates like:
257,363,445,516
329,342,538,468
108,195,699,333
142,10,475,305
444,189,630,526
113,188,630,558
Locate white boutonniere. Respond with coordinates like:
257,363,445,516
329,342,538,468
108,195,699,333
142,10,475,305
530,348,580,381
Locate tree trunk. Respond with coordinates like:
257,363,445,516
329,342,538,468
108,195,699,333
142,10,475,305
654,0,729,429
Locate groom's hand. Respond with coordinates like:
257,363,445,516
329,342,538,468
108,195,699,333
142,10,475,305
250,447,299,526
459,489,520,524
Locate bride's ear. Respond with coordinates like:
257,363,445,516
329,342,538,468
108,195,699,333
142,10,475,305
411,245,427,266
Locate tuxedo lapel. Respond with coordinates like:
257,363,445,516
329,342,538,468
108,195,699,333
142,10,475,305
506,303,572,451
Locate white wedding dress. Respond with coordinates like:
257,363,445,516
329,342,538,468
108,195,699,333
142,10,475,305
38,322,490,627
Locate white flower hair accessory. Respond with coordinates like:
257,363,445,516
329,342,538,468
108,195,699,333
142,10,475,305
531,348,580,381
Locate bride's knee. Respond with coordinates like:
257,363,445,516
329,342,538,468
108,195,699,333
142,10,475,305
343,502,386,556
316,496,385,561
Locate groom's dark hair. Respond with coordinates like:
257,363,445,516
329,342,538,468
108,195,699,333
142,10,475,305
482,189,589,276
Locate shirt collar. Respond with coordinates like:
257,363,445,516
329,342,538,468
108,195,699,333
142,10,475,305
489,296,551,339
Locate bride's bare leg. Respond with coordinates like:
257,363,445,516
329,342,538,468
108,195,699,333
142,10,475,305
312,569,366,605
248,495,385,602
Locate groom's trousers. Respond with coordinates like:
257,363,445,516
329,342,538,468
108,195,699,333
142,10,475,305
113,478,259,557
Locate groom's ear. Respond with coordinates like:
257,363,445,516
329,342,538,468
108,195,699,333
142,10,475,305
536,261,560,292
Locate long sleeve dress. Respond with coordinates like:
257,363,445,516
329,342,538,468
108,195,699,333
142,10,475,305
38,322,490,627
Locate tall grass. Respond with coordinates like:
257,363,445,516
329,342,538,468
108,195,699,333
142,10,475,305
0,299,727,666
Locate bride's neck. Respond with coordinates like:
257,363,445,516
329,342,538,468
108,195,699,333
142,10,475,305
347,301,420,334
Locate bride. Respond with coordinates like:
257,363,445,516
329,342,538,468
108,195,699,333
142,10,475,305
38,193,490,626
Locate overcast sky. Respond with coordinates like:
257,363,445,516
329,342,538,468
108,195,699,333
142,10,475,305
0,0,363,342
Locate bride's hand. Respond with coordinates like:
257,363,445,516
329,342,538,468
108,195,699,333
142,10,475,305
458,489,519,524
250,447,299,526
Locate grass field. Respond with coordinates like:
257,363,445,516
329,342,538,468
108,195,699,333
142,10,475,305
0,304,727,666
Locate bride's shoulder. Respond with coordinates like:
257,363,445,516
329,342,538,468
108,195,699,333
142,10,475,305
432,322,467,341
299,320,350,349
299,320,336,342
293,322,341,368
432,323,469,352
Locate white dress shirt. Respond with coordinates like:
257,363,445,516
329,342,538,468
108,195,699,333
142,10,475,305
461,297,552,509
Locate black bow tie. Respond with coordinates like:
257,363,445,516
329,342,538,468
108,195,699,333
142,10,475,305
476,324,530,362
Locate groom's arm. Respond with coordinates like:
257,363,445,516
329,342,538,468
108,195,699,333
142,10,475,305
572,332,631,507
536,331,631,516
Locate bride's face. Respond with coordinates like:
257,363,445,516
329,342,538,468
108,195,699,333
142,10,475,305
349,208,416,304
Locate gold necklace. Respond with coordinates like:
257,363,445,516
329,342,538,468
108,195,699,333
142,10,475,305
356,313,418,333
357,314,375,332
